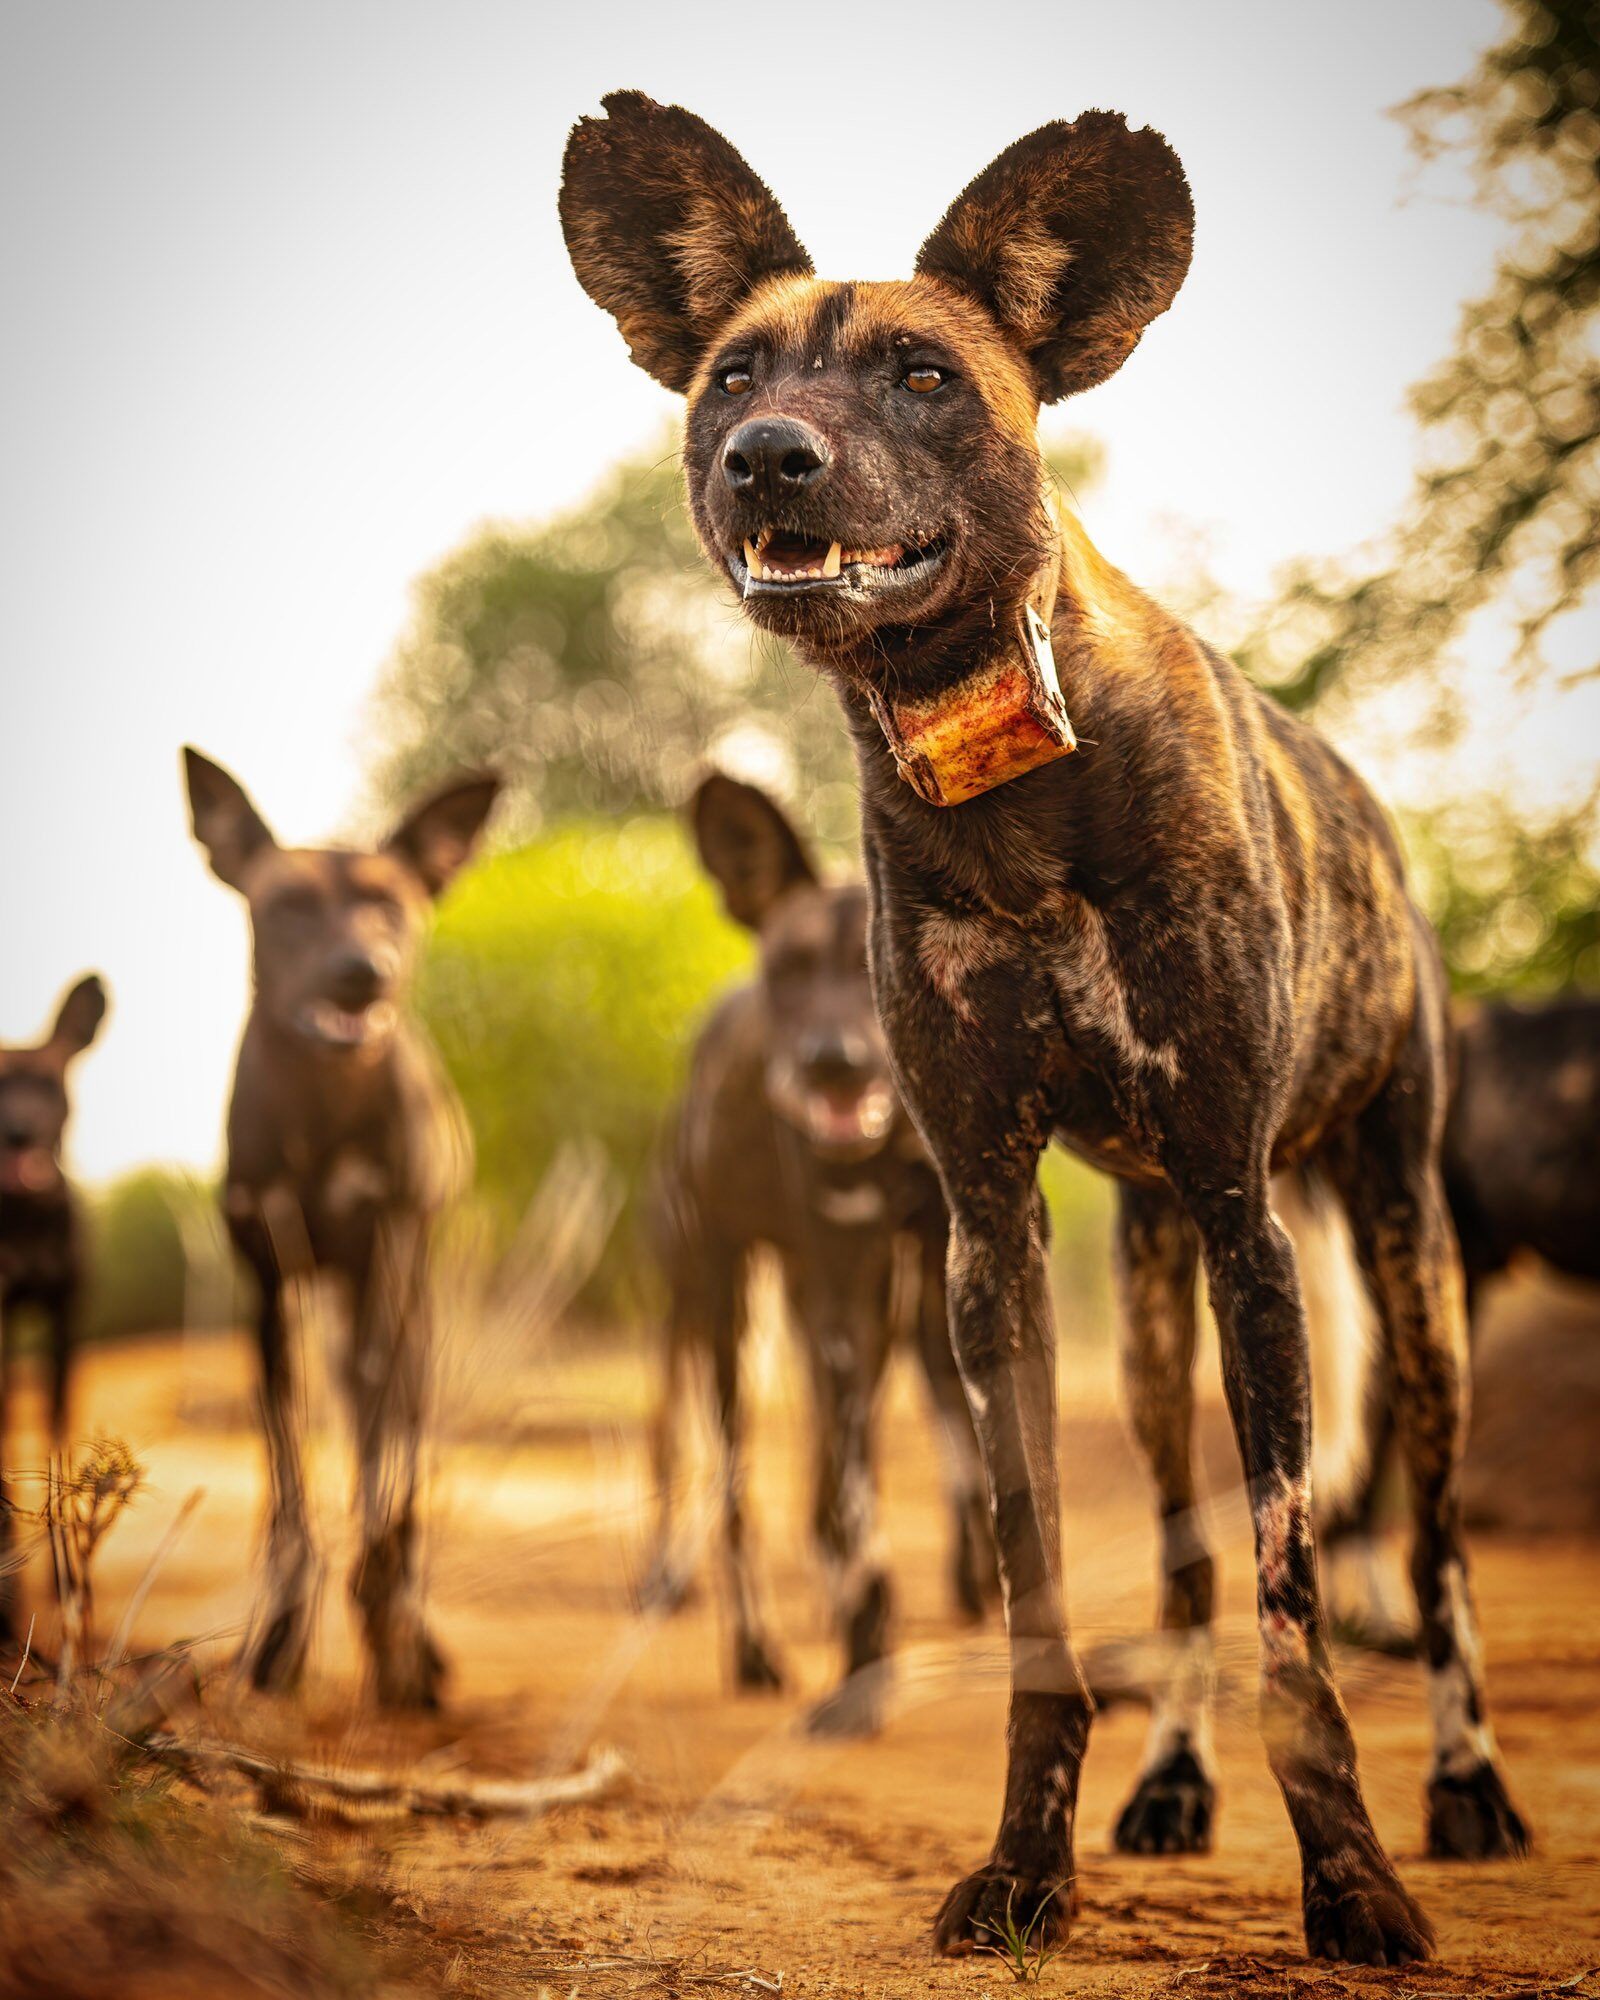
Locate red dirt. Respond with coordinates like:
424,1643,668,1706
16,1318,1600,1999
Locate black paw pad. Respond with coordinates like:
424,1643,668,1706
933,1864,1076,1958
734,1634,785,1692
804,1662,890,1739
1303,1852,1435,1966
1112,1745,1215,1855
1427,1762,1531,1860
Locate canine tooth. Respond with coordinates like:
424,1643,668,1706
744,539,760,573
822,542,841,578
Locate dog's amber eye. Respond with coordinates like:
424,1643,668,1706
904,366,944,394
721,367,753,396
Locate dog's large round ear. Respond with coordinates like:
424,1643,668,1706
691,772,817,930
916,111,1193,405
560,90,813,394
384,772,501,899
183,747,277,892
46,974,107,1064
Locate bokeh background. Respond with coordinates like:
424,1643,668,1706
1,0,1595,1346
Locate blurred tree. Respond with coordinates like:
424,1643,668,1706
1404,796,1600,994
368,434,1099,851
1239,0,1598,718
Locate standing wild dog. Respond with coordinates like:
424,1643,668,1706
0,974,107,1636
184,748,498,1707
561,94,1527,1963
647,772,995,1734
1321,991,1600,1631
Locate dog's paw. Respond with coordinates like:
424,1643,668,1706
635,1554,695,1616
734,1633,785,1693
373,1624,448,1712
804,1663,890,1739
1328,1608,1418,1659
1427,1763,1531,1860
246,1604,313,1695
1112,1746,1215,1855
933,1864,1076,1958
951,1497,999,1625
1302,1849,1434,1966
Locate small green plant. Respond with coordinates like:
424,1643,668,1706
973,1881,1068,1984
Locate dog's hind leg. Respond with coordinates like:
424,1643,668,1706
346,1218,445,1711
1321,978,1528,1860
1175,1155,1434,1966
1109,1182,1216,1856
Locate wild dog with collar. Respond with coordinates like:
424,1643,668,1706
561,92,1529,1965
644,774,997,1734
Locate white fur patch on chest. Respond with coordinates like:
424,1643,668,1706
322,1150,390,1215
1052,901,1180,1082
814,1182,887,1227
916,909,1011,1020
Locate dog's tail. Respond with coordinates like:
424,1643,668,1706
1271,1168,1383,1528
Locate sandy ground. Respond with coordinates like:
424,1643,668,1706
14,1315,1600,2000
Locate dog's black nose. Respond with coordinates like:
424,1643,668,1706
325,950,384,1010
722,418,829,504
797,1030,872,1088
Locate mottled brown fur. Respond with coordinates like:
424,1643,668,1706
184,748,497,1708
0,975,106,1638
646,776,994,1734
560,93,1525,1966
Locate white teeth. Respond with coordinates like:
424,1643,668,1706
822,541,841,579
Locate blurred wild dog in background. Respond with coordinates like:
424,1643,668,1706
1320,991,1600,1644
184,748,498,1709
562,92,1527,1965
646,773,995,1735
0,974,107,1638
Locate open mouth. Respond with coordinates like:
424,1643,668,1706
781,1077,898,1158
0,1145,59,1195
733,527,946,598
298,998,397,1050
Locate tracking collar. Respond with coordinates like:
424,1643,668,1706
865,492,1075,808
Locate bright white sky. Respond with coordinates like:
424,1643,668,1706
2,0,1519,1181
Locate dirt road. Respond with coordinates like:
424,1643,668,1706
37,1324,1600,1997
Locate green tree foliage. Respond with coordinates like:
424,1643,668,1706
1404,797,1600,994
369,444,862,849
368,436,1100,849
415,816,748,1316
1240,0,1598,718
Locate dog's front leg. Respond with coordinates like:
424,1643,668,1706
345,1214,446,1710
873,940,1090,1955
1180,1169,1434,1966
791,1243,896,1738
241,1258,322,1695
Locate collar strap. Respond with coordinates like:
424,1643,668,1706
865,492,1075,808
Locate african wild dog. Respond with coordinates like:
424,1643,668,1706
0,974,107,1636
1320,991,1600,1638
645,772,995,1733
184,748,498,1708
561,94,1527,1963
